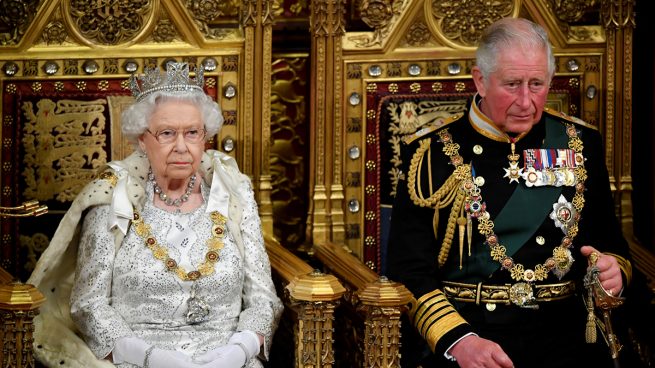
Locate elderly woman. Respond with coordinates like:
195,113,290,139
28,62,283,368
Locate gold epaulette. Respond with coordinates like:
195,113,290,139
409,289,468,352
402,112,465,145
543,107,598,131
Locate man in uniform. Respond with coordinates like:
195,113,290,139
387,17,632,368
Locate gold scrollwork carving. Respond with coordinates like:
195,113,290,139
153,19,178,43
66,0,154,46
548,0,599,23
348,0,406,47
406,21,431,47
360,0,394,30
186,0,240,39
430,0,518,49
41,20,68,45
0,0,39,46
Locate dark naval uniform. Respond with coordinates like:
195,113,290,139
386,98,632,368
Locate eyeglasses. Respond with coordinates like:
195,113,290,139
146,128,207,144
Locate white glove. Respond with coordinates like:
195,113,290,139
112,336,199,368
195,330,261,367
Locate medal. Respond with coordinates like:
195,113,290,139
503,141,523,183
549,194,577,234
522,148,580,187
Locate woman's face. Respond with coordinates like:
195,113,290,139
138,99,205,182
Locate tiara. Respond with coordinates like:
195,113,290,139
129,62,205,102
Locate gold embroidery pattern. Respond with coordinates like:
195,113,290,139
22,99,108,202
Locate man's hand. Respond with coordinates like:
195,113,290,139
580,245,623,296
449,335,513,368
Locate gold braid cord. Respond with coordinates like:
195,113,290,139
407,135,470,266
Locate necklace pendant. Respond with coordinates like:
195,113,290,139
186,283,210,324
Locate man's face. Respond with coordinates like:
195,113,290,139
472,46,551,134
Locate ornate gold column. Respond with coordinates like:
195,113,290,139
242,0,275,235
0,277,45,368
358,277,413,368
308,0,347,245
287,270,346,368
601,0,635,235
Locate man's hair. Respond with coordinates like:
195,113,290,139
476,18,556,80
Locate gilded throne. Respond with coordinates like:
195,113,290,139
0,0,654,367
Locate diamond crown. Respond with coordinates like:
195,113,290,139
129,62,205,102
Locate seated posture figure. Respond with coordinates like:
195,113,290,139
28,62,283,368
387,18,632,368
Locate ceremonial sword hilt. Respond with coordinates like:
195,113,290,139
583,252,625,365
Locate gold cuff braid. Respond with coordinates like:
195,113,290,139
410,289,468,352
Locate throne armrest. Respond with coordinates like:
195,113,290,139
0,267,45,368
265,235,346,367
313,242,413,368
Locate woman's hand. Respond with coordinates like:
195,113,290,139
198,344,247,368
112,336,202,368
449,335,514,368
195,330,260,367
580,245,623,296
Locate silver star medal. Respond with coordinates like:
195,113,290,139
503,161,524,184
549,194,577,234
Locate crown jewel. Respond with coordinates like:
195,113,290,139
129,62,205,102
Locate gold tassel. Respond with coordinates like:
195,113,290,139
457,216,466,269
433,207,440,244
467,214,472,256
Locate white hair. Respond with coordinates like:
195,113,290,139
121,90,223,149
476,18,556,80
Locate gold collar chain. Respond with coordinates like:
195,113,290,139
132,208,227,281
437,124,588,282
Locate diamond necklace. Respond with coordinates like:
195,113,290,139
148,169,197,207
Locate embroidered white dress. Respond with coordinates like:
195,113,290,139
70,180,282,368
